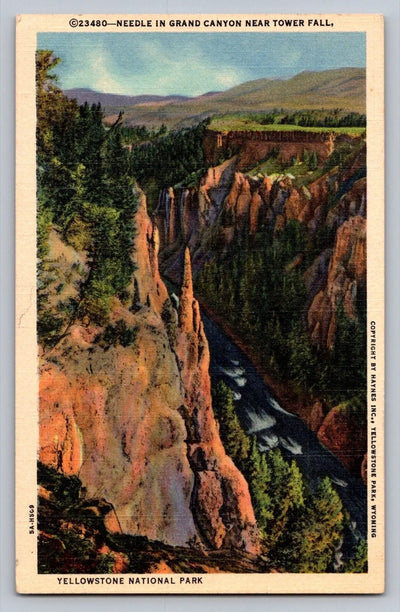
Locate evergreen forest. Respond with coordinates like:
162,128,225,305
37,50,138,343
196,219,367,410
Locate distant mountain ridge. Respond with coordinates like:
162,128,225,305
63,88,189,107
64,67,366,128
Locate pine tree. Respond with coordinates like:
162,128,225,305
36,50,137,331
287,477,344,572
245,438,273,536
287,321,318,389
343,539,368,573
212,381,249,471
310,150,318,170
264,449,292,548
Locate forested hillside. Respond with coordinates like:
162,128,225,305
212,381,367,572
37,50,137,344
196,208,367,408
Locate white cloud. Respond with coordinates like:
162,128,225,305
216,69,243,89
89,52,124,94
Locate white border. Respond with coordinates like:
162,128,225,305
2,0,399,608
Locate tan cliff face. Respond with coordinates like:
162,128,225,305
224,172,270,236
133,192,169,312
284,174,328,230
39,301,198,546
39,193,260,553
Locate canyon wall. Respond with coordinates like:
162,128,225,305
38,191,260,553
156,145,366,351
204,128,337,169
155,140,367,479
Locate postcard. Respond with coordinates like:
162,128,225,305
16,13,384,594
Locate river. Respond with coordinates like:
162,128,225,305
200,310,367,544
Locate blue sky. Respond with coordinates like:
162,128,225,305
37,32,365,97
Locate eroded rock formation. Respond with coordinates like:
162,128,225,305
156,145,366,352
308,215,366,350
176,248,260,552
317,404,367,475
39,191,260,553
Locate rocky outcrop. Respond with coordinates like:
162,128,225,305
156,158,237,252
156,144,366,354
156,144,365,296
176,249,260,552
39,191,260,554
133,192,169,312
284,173,329,231
224,172,272,236
204,129,335,169
317,404,367,476
39,309,198,547
156,162,273,280
308,215,366,350
38,465,269,574
306,400,327,433
326,177,366,232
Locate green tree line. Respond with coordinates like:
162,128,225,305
129,120,209,190
119,123,167,146
250,109,366,128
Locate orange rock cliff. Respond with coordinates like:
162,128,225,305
176,248,259,551
39,190,260,552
